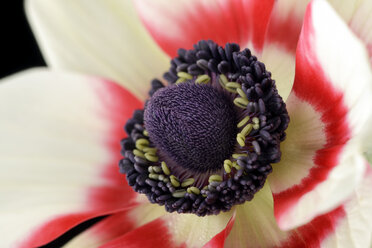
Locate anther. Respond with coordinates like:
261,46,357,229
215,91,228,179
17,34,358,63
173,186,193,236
195,74,211,84
233,97,249,109
237,133,246,147
177,71,193,80
209,175,223,183
161,161,171,175
237,116,250,128
181,178,195,188
172,190,187,198
241,123,253,137
133,149,145,158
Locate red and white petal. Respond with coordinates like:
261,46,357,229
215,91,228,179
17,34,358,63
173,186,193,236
269,0,372,230
65,199,167,247
222,171,372,248
135,0,276,57
260,0,310,101
25,0,169,100
202,214,235,248
327,0,372,61
0,69,142,247
101,206,233,247
265,0,310,52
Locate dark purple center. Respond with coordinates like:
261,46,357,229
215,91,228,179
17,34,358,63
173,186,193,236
144,82,237,173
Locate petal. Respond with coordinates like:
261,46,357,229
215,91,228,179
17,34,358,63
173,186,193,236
321,164,372,247
135,0,276,57
0,69,142,247
260,0,310,102
25,0,169,100
224,183,289,247
269,0,372,230
265,0,310,53
223,169,372,247
260,44,296,101
202,214,235,248
65,200,167,247
327,0,372,61
101,207,233,248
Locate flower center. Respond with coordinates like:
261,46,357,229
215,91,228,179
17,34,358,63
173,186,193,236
119,40,289,216
144,83,237,173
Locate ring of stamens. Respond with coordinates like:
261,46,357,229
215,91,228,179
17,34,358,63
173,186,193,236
119,40,289,216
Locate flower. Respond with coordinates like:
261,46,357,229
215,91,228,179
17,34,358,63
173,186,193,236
1,0,372,247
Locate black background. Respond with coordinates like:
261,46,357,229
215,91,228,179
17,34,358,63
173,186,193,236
0,1,45,78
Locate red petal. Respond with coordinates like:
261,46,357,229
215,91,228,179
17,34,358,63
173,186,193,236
135,0,275,57
101,218,177,248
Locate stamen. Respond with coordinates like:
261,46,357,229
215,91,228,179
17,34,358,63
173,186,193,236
119,40,289,216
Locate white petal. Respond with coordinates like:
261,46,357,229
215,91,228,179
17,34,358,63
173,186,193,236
25,0,170,100
260,44,295,101
225,183,289,247
321,166,372,248
0,69,142,247
327,0,372,61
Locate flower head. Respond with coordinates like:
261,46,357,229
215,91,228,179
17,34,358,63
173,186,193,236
1,0,372,247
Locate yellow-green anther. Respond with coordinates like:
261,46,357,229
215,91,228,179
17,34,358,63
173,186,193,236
236,133,246,147
175,78,187,85
252,117,260,124
232,162,241,170
158,175,165,181
143,130,149,136
143,147,157,153
177,72,193,80
253,123,260,130
224,163,231,173
161,161,170,175
219,74,228,87
237,88,247,99
232,153,248,159
237,116,250,128
149,173,159,180
195,74,210,84
233,97,249,109
181,178,195,188
170,175,180,187
133,149,145,158
172,190,186,198
224,159,232,166
152,166,162,173
187,186,200,195
163,178,169,183
145,152,159,162
225,82,241,93
241,123,253,136
148,166,154,173
209,174,222,183
136,138,149,150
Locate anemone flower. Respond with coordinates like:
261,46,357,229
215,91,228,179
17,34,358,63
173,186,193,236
1,0,372,247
